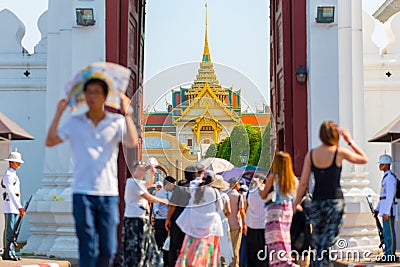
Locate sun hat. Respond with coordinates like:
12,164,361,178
228,177,240,187
195,163,206,173
212,175,230,190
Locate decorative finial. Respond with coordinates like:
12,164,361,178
205,3,208,35
164,96,170,108
202,3,211,62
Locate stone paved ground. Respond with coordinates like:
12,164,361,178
335,252,400,267
0,256,77,267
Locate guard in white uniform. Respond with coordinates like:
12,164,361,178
2,149,25,261
375,154,397,262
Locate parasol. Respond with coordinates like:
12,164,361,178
199,157,235,174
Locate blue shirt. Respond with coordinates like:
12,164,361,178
153,188,171,219
376,170,397,217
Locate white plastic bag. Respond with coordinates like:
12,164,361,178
162,236,170,251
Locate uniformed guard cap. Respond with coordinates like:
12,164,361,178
378,154,392,165
4,148,24,164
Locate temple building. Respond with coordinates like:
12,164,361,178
143,6,270,178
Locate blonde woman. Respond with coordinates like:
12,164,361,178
259,151,298,267
293,121,367,267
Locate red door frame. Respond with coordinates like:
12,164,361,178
270,0,308,176
106,0,145,260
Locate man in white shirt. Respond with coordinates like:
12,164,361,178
2,149,25,261
45,78,138,267
153,176,175,267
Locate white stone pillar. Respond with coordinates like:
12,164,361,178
337,0,378,251
22,0,77,258
307,0,378,251
351,0,367,174
338,0,354,146
23,0,107,258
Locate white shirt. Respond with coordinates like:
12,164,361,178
176,186,223,238
218,192,230,219
2,168,23,214
153,188,170,219
124,178,149,219
245,187,266,229
58,112,125,196
376,170,397,217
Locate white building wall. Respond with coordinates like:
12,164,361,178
22,0,107,258
307,0,340,148
363,11,400,247
308,0,381,250
0,9,47,246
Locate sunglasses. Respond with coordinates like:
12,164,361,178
133,161,147,170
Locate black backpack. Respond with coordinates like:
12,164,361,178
394,172,400,199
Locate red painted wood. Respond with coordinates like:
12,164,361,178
281,0,294,159
106,0,120,64
106,0,145,262
291,0,308,175
270,0,308,176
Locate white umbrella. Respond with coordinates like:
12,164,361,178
199,157,235,174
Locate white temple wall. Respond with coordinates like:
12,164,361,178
0,9,48,245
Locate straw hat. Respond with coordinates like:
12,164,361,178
212,175,230,190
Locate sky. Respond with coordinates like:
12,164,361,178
0,0,389,110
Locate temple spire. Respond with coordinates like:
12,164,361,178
202,3,211,62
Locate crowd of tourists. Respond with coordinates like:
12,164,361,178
38,76,383,267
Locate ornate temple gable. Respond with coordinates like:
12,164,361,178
373,0,400,23
191,109,224,143
174,83,240,124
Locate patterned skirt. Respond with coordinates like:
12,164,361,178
175,234,220,267
309,199,345,267
265,202,294,267
120,217,161,267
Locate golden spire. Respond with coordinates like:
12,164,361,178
202,3,211,62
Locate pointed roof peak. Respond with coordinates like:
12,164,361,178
202,3,211,63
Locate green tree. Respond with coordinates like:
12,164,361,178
245,124,261,166
230,125,250,166
204,143,217,158
217,137,231,161
258,122,271,170
203,124,268,168
249,140,261,166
